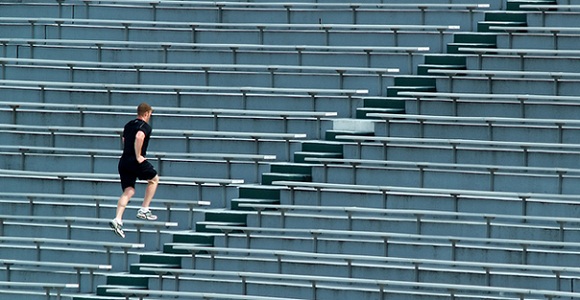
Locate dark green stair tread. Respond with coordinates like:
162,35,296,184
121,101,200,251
356,107,406,119
294,151,343,164
172,231,217,244
139,252,182,265
204,209,248,223
507,0,556,10
478,21,527,32
325,129,374,141
393,75,437,86
231,198,280,211
452,32,498,44
363,96,408,108
423,54,467,65
195,221,246,233
484,11,528,22
261,172,312,185
387,86,436,97
447,43,496,54
97,285,147,297
301,140,344,154
163,242,213,254
269,162,313,175
106,274,149,287
130,263,181,275
73,296,127,300
238,184,284,200
417,64,467,76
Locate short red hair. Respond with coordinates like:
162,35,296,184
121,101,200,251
137,102,152,116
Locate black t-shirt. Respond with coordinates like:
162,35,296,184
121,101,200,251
121,118,152,161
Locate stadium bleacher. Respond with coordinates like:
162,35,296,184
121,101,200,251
1,0,580,299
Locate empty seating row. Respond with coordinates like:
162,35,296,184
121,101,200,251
521,4,580,27
207,223,580,267
271,180,580,219
0,79,367,116
0,281,79,300
171,244,580,293
240,204,580,243
370,113,580,144
0,38,429,72
0,17,458,50
428,68,580,96
0,2,491,27
0,58,398,96
492,25,580,50
116,265,580,299
0,259,111,293
399,91,580,119
337,135,580,168
305,157,580,194
459,47,580,72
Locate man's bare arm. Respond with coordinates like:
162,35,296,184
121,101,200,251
134,131,146,163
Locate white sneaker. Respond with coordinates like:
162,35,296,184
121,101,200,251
136,209,158,221
109,219,125,238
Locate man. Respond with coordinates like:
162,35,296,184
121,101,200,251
110,102,159,238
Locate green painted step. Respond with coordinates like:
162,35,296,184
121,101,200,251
417,54,467,76
164,231,216,253
73,296,126,300
96,274,149,296
231,198,280,211
447,42,496,54
261,172,312,185
363,96,407,109
478,12,527,32
417,64,466,76
163,242,213,254
195,221,246,233
130,262,180,275
130,252,182,274
195,209,248,233
478,21,527,32
205,210,248,224
447,33,497,54
238,184,282,200
301,140,344,154
293,151,342,164
356,107,405,119
270,162,313,175
172,231,216,245
325,129,374,141
394,76,437,87
387,86,436,97
507,0,556,11
453,32,498,44
96,285,147,297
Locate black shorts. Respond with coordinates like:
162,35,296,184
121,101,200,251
118,158,158,191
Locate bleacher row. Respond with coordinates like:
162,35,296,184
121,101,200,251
2,0,580,299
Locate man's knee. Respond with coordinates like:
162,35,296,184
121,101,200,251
148,175,159,185
123,187,136,198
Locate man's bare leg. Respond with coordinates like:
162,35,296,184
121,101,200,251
136,175,159,221
115,187,136,222
141,175,159,209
